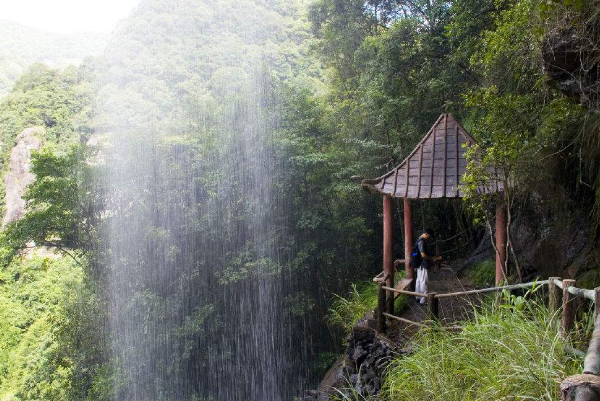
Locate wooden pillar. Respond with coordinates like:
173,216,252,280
495,202,507,286
549,277,561,319
383,196,395,314
561,279,576,339
403,198,414,280
377,283,386,334
427,292,439,321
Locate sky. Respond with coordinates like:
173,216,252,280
0,0,142,33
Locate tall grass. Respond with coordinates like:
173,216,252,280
327,281,406,335
327,283,379,334
382,300,582,401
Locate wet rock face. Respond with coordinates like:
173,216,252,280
343,327,398,397
2,127,43,228
301,327,404,401
543,22,599,108
462,214,599,280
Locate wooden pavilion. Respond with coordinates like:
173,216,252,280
361,114,505,295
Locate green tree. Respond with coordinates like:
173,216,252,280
1,146,101,266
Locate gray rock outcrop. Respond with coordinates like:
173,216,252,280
543,19,599,108
2,127,43,227
462,215,599,281
301,326,404,401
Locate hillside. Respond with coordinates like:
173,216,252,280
0,20,108,98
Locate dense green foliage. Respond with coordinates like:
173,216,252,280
0,256,83,400
1,145,101,264
308,0,600,277
0,62,104,400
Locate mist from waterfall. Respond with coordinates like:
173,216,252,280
95,0,311,399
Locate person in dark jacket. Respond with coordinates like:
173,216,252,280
415,228,442,304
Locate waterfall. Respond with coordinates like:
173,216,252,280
96,0,309,399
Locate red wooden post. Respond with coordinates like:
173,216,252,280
377,283,386,334
495,202,507,286
403,198,414,280
383,196,395,314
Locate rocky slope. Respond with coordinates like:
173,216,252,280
302,326,403,400
463,215,600,283
2,127,42,227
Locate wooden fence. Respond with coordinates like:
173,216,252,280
374,275,600,401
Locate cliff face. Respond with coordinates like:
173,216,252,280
543,16,599,108
463,212,600,284
2,127,42,228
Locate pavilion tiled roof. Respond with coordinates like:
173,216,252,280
361,114,503,199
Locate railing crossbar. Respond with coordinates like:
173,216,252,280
584,313,600,375
381,286,426,298
382,312,428,328
553,278,595,301
436,280,549,299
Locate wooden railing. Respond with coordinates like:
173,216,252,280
374,275,600,401
379,280,551,327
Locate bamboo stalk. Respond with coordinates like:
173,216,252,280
554,279,596,301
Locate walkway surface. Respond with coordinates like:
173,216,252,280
387,262,481,343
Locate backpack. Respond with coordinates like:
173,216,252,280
409,239,423,269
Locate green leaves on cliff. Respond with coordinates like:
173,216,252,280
1,146,101,261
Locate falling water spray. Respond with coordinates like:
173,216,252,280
95,0,311,399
